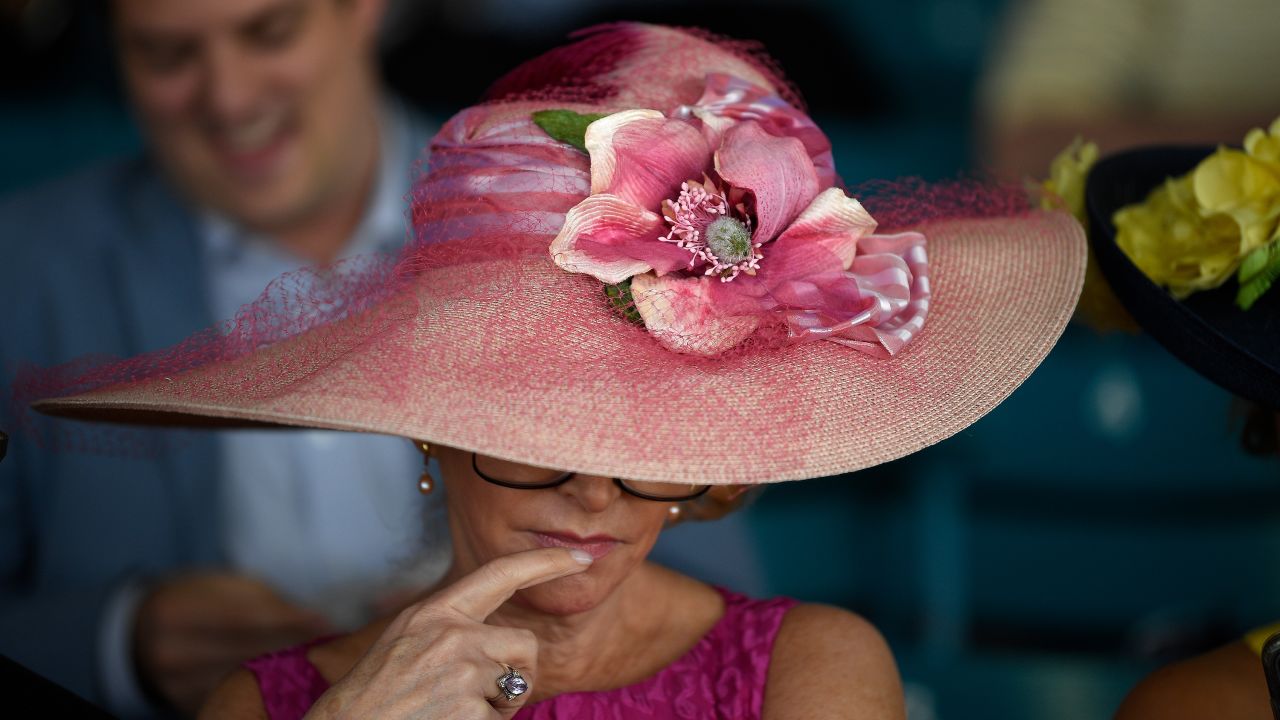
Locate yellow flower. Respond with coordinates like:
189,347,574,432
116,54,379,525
1112,115,1280,304
1114,174,1242,298
1041,137,1098,224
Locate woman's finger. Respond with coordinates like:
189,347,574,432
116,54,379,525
434,547,591,622
488,662,534,719
451,626,539,700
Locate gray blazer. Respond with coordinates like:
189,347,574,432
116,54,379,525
0,156,222,705
0,101,436,706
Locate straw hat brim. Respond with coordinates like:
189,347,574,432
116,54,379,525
35,211,1085,484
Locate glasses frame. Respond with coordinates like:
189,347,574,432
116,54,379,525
470,453,710,502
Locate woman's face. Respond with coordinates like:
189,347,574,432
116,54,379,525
436,446,674,615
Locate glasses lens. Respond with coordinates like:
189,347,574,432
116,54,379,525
473,454,569,486
622,480,709,500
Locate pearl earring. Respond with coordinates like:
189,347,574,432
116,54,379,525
666,505,682,524
416,440,434,495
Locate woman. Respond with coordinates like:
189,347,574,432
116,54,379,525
198,444,901,718
1071,131,1280,718
23,23,1086,719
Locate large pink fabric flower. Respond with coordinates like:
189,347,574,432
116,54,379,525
545,80,929,357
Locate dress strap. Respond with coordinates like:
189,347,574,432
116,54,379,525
707,588,800,718
243,636,335,720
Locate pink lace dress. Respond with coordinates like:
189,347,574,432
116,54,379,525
244,588,797,719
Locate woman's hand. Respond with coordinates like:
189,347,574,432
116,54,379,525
304,547,592,719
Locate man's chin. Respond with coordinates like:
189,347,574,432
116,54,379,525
201,184,320,235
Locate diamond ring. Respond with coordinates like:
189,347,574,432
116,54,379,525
496,664,529,702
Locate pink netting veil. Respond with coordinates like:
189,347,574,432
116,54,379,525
12,23,1086,484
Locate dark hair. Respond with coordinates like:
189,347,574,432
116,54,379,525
1237,400,1278,456
678,485,763,524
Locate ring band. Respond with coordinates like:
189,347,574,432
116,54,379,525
496,664,529,702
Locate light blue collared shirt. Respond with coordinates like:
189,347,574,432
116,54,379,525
99,103,449,717
204,104,450,626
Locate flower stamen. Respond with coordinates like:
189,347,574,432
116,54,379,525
659,177,762,282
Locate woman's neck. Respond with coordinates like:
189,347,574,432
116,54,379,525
485,563,676,699
312,563,724,702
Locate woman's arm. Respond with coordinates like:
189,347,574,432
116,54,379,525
199,668,269,720
763,604,905,720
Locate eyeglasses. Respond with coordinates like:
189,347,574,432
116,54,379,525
471,453,710,502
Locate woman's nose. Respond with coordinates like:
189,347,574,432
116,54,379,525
557,475,621,512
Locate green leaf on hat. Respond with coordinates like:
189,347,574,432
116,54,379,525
604,279,643,325
1236,240,1280,310
532,110,609,153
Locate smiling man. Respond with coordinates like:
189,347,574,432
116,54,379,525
115,0,389,263
0,0,443,716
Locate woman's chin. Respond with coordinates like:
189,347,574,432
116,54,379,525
516,571,616,615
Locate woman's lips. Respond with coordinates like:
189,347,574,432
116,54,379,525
532,531,619,560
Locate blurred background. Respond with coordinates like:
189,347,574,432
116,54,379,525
3,0,1278,718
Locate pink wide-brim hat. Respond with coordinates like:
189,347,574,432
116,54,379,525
27,24,1086,484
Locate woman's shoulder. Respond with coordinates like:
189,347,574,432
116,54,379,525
763,604,905,720
769,603,894,670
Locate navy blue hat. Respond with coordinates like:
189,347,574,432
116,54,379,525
1086,146,1280,409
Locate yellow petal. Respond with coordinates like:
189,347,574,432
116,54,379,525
1193,149,1280,256
1244,116,1280,167
1041,137,1099,223
1115,176,1243,297
1194,150,1280,214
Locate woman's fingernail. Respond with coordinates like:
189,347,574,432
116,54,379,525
569,549,593,565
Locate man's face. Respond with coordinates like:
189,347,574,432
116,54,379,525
113,0,383,232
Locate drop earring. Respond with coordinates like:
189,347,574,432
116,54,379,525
666,504,682,525
416,440,434,495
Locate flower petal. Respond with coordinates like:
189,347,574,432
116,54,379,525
766,188,877,277
680,73,838,190
631,273,759,356
550,194,692,284
1244,118,1280,167
742,189,874,315
715,121,820,244
1192,148,1280,253
585,110,714,210
1116,175,1241,297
